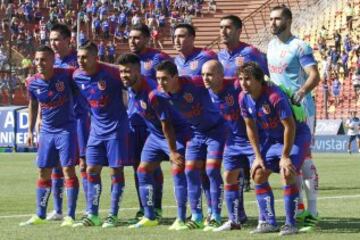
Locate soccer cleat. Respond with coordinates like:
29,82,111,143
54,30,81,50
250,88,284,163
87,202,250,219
299,213,320,232
128,209,144,224
168,218,185,230
279,224,298,236
128,217,159,228
203,219,221,232
177,220,204,230
154,208,163,222
72,214,102,227
213,220,241,232
250,222,279,234
46,211,64,221
102,215,119,228
60,216,75,227
19,215,47,226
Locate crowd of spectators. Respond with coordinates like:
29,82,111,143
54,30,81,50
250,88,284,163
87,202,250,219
316,1,360,107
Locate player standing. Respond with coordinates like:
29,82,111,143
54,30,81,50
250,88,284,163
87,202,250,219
127,23,171,221
72,42,130,228
267,5,320,232
156,60,226,231
238,62,311,236
20,46,79,227
118,53,190,230
201,60,256,231
46,23,90,221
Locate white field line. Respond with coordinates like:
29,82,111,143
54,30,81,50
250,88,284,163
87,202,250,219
1,194,360,219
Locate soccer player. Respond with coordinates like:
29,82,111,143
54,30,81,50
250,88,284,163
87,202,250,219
267,5,320,232
217,14,269,214
218,15,268,79
173,23,218,221
45,23,90,221
238,62,311,236
201,60,254,231
174,23,218,82
156,60,226,231
118,53,189,230
72,42,130,228
128,23,171,220
20,46,79,227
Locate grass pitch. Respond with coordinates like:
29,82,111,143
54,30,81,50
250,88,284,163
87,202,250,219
0,153,359,240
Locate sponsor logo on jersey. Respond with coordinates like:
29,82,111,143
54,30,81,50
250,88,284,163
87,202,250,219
55,81,65,92
190,60,199,70
98,79,106,90
183,92,193,103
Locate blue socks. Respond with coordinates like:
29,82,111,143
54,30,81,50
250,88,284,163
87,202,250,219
87,173,102,216
51,167,64,214
172,167,187,221
36,179,52,219
110,173,125,216
284,184,299,226
255,182,277,226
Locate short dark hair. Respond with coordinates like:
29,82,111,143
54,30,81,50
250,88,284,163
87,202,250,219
50,23,71,39
116,53,141,68
238,62,265,83
156,60,178,77
271,5,292,20
78,41,98,56
220,15,242,30
35,45,55,56
174,23,196,37
130,23,151,38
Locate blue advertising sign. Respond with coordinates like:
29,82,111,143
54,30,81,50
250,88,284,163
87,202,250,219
313,135,356,153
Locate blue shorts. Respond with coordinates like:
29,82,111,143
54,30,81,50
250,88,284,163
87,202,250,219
36,131,77,168
76,114,90,158
86,134,130,168
128,125,149,164
223,138,254,171
256,133,311,173
185,123,227,161
141,133,186,162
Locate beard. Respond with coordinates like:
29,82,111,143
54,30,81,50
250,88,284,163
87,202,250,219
271,23,287,35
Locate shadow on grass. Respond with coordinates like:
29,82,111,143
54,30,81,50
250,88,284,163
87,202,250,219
319,217,360,233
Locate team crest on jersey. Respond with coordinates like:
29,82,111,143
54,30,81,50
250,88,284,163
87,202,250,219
98,79,106,90
140,100,147,110
183,92,193,103
225,94,234,106
235,56,244,66
48,91,54,97
144,60,153,70
190,60,199,70
55,81,65,92
262,104,271,115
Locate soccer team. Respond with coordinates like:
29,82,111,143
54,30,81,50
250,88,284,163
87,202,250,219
20,5,321,236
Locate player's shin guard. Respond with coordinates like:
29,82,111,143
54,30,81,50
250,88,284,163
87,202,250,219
172,167,187,221
110,173,125,216
153,167,163,210
133,166,143,210
206,162,223,222
137,166,155,220
51,167,64,214
36,179,52,219
201,172,212,216
283,184,299,226
255,182,276,226
224,184,240,224
65,177,79,219
185,164,202,221
87,173,102,216
302,159,318,216
295,172,305,213
80,168,89,212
